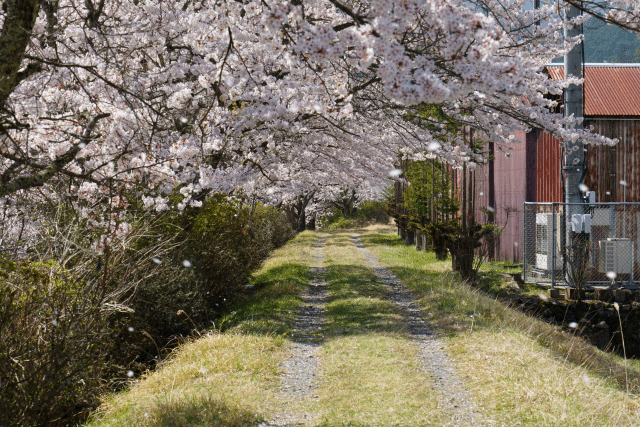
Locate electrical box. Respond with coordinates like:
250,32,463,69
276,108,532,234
598,238,633,275
591,208,612,226
535,213,561,271
571,214,591,233
571,214,583,232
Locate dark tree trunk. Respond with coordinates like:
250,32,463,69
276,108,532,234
0,0,40,109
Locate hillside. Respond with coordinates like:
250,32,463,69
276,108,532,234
585,18,640,63
552,17,640,63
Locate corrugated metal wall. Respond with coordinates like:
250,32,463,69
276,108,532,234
463,119,640,262
490,131,528,261
585,119,640,203
536,132,563,203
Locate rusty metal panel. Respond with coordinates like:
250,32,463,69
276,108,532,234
536,132,563,203
586,119,640,202
491,130,528,261
547,65,640,116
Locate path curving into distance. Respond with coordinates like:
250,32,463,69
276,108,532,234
351,235,486,427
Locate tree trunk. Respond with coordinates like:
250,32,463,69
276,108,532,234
0,0,40,109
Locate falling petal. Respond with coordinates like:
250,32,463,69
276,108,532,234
606,271,617,280
52,319,58,326
128,326,135,332
620,180,628,186
578,184,589,192
127,370,134,378
388,169,402,177
152,257,162,264
479,191,484,196
183,260,192,268
568,322,578,329
486,206,495,213
180,117,188,123
427,142,441,152
605,191,611,195
514,241,519,247
539,294,549,301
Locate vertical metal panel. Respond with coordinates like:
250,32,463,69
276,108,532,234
536,132,563,203
586,119,640,203
491,130,528,261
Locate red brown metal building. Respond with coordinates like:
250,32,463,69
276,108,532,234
479,64,640,261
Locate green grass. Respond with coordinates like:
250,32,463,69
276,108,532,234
359,224,640,426
87,225,640,427
312,231,445,426
86,231,320,427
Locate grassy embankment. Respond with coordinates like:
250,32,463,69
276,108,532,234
361,224,640,426
87,225,640,427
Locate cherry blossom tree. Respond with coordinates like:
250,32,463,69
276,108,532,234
0,0,622,249
560,1,640,33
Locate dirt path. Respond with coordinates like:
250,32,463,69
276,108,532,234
351,236,485,427
266,237,328,427
265,234,484,426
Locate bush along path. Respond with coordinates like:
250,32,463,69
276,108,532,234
86,226,640,427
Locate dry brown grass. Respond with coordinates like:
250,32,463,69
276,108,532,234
86,333,288,427
451,329,640,427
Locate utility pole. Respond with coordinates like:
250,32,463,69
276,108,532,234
564,2,584,206
564,2,585,288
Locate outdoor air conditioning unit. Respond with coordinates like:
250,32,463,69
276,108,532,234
598,238,633,275
535,213,561,271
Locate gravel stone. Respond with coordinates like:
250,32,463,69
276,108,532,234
266,237,328,427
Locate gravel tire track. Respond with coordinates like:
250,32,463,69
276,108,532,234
351,236,486,427
263,237,328,427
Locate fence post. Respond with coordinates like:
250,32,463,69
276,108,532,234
523,202,527,284
551,203,557,289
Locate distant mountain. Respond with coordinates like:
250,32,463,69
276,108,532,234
552,18,640,63
584,18,640,63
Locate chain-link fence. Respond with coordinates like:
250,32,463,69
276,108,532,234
523,202,640,289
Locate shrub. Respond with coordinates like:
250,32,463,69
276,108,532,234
0,196,295,427
0,259,109,427
355,200,389,224
112,198,295,368
321,200,390,230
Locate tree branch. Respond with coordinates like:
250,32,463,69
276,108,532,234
0,113,110,197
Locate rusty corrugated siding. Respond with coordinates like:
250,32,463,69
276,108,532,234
490,130,528,261
585,119,640,202
547,65,640,116
536,132,563,203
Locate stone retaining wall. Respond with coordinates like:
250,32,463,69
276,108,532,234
517,290,640,358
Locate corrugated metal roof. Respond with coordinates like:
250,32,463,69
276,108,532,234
546,65,640,116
